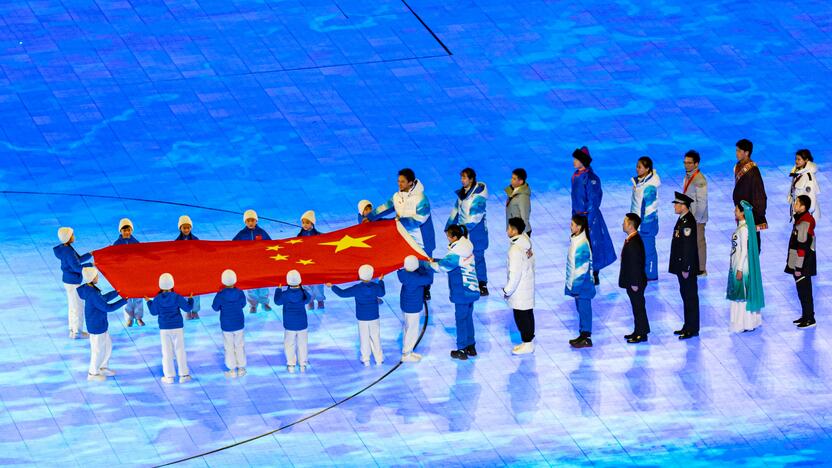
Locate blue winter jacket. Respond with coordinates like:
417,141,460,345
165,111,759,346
397,265,434,313
211,287,246,332
297,226,322,237
148,291,194,330
53,244,93,284
432,237,480,304
564,231,596,299
274,287,311,331
175,233,199,241
112,235,139,246
332,281,386,321
77,285,126,334
571,167,616,271
446,182,489,250
232,226,271,241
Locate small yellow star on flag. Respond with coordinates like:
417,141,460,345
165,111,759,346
286,239,303,245
266,244,283,251
319,235,376,253
270,254,289,261
297,259,315,265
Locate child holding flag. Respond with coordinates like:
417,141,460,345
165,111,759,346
113,218,145,327
211,269,247,377
175,215,201,320
298,210,326,310
328,265,386,366
233,209,272,313
275,270,312,373
146,273,195,384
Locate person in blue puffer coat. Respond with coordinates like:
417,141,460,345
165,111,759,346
447,167,490,296
112,218,146,327
631,157,661,281
53,226,94,339
146,273,194,384
565,215,596,349
571,146,616,284
274,270,312,373
397,255,433,362
232,209,272,313
77,267,126,382
430,225,480,361
329,265,386,366
212,269,247,378
175,215,203,320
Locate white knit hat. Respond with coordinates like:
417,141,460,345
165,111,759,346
221,269,237,286
119,218,133,231
159,273,174,290
301,210,316,225
358,200,372,214
57,227,73,244
404,255,419,272
243,209,258,222
358,264,374,281
178,215,193,229
286,270,302,287
82,266,99,284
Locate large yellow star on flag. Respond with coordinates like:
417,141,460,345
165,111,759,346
270,254,289,261
319,235,376,253
266,244,283,251
297,259,315,265
286,239,303,245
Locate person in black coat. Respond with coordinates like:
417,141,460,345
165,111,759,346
733,139,768,251
619,213,649,343
669,192,700,339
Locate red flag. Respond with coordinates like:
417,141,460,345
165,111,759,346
92,220,429,298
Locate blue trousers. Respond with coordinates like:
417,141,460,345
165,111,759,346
474,248,487,283
642,232,658,280
454,302,475,349
575,298,592,333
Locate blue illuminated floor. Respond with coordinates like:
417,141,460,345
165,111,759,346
2,0,832,465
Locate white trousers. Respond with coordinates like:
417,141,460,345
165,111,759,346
358,319,383,364
284,329,309,366
223,330,246,370
160,328,189,378
64,283,85,333
402,312,421,354
124,298,144,320
88,332,112,375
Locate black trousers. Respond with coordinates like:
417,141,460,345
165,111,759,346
756,230,761,254
626,287,650,335
796,276,815,322
676,272,700,333
513,309,535,343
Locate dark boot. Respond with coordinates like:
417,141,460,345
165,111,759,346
464,344,477,357
479,281,489,296
593,271,600,285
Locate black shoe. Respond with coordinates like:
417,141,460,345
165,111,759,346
797,320,817,329
624,333,636,340
571,337,593,348
479,282,489,296
464,345,477,357
678,332,699,340
793,317,805,324
424,289,431,301
569,333,584,345
627,335,648,343
673,329,685,335
450,349,468,360
593,271,600,285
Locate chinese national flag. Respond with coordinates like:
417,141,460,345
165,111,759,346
92,220,429,298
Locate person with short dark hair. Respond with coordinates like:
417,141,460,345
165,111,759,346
733,139,767,251
447,167,490,296
786,195,817,328
788,149,821,220
565,214,595,348
619,213,649,343
505,168,531,236
670,192,700,340
571,146,616,284
630,156,660,281
503,217,535,354
683,149,709,276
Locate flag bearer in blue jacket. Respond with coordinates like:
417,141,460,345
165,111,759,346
430,225,481,360
175,215,202,320
571,146,617,284
566,215,596,349
397,255,433,362
212,269,247,378
233,209,272,313
146,273,194,384
53,227,93,339
328,265,386,366
275,270,312,373
447,167,490,296
112,218,145,327
77,267,126,381
298,210,326,310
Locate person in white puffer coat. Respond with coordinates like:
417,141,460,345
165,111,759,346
502,217,535,355
788,149,821,220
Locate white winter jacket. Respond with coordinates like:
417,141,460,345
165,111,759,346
503,234,534,310
788,161,821,220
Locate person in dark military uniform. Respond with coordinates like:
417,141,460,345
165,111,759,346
669,191,700,339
